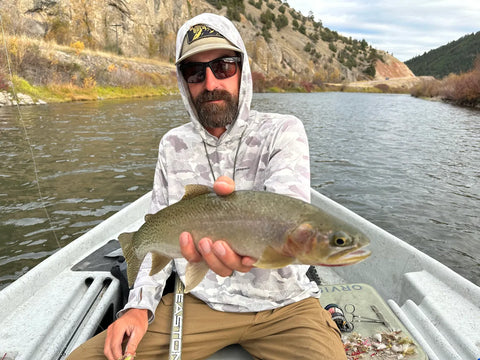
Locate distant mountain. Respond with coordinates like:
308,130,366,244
405,32,480,79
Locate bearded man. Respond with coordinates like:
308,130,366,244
67,13,346,360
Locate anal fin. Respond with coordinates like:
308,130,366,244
184,261,210,293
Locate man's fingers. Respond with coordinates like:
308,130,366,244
123,331,142,360
212,241,254,273
104,309,148,360
242,256,256,268
213,175,235,196
198,238,234,277
104,323,126,360
179,231,202,263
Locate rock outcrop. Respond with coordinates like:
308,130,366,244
1,0,415,83
0,91,47,106
375,55,415,80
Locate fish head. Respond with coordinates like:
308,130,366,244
285,223,371,266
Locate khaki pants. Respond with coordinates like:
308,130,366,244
67,294,346,360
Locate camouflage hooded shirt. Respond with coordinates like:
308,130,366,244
121,13,319,321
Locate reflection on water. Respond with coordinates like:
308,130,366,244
0,93,479,289
0,97,185,287
255,93,479,285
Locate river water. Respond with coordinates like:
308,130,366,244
0,92,478,289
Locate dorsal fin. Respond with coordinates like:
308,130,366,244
182,184,212,200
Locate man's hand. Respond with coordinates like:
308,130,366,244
104,308,148,360
179,176,256,277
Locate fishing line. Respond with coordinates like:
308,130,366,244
0,14,61,249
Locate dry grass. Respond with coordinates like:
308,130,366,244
411,56,480,107
0,32,177,102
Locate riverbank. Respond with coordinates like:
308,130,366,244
0,75,178,106
410,63,480,108
1,35,477,108
0,89,46,106
0,33,418,107
0,35,178,105
324,76,424,94
1,75,418,108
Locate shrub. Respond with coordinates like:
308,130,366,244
260,10,275,29
410,77,441,98
46,17,72,45
410,67,480,106
440,69,480,106
252,71,266,92
70,41,85,55
261,26,272,42
374,84,390,93
321,29,334,42
308,32,319,44
363,63,376,77
0,71,10,91
275,14,288,31
253,0,263,9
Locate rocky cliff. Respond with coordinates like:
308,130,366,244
374,55,415,80
1,0,414,83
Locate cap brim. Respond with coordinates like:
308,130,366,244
176,43,241,64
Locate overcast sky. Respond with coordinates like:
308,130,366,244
287,0,480,61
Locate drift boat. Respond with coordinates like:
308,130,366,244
0,189,479,360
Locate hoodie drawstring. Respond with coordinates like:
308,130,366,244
202,127,246,182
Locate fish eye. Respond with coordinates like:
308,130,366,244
330,232,352,247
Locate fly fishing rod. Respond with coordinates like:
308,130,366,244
169,269,185,360
0,14,61,249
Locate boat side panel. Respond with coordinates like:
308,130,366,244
309,189,480,359
0,192,151,360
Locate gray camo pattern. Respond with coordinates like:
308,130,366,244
119,13,320,322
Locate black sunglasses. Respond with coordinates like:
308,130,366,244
179,56,241,84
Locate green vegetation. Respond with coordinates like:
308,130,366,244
274,14,288,31
248,0,263,10
405,32,480,79
10,75,173,103
207,0,245,21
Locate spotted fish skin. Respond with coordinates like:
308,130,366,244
119,185,371,292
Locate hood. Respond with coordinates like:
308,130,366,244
175,13,253,145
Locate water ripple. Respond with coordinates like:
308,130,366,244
0,94,478,289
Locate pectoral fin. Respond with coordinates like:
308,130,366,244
184,261,210,293
254,246,295,269
149,252,172,277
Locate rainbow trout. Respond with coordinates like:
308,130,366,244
119,185,371,292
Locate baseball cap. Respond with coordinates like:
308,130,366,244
176,24,241,64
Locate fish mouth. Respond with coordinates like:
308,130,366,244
317,247,371,267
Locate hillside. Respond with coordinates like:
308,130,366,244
0,0,414,93
405,31,480,79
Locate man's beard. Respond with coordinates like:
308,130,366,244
193,89,239,129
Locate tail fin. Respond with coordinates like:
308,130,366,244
118,232,140,287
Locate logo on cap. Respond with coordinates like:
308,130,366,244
187,25,224,44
